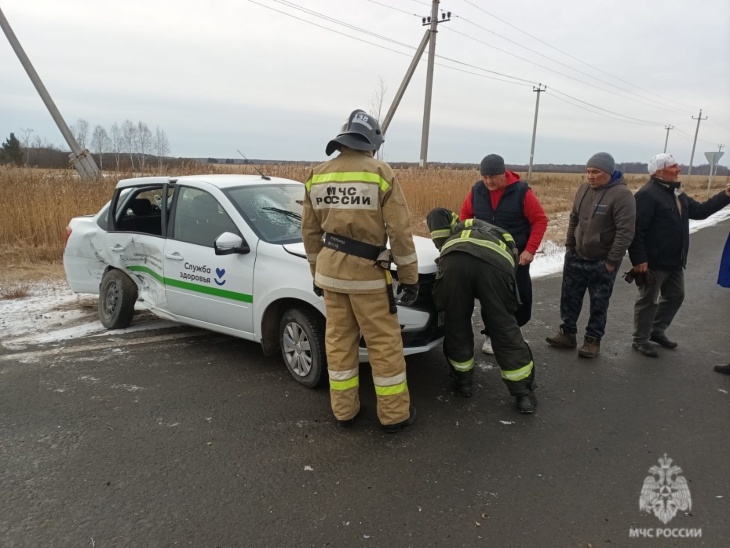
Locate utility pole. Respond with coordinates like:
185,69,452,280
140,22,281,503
381,29,430,135
663,124,674,153
0,6,99,179
420,0,440,168
381,1,450,165
687,109,707,180
527,83,546,183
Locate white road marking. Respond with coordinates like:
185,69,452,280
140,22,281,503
0,331,209,362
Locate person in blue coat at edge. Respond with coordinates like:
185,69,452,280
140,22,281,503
714,202,730,374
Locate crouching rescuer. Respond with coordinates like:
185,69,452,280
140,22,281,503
427,208,537,413
301,109,419,433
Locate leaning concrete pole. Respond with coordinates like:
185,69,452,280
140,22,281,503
663,124,673,153
686,109,706,180
0,6,99,179
381,29,430,135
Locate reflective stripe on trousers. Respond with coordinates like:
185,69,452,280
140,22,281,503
448,356,474,372
500,360,533,381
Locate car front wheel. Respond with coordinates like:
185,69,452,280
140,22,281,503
98,269,138,329
279,307,326,388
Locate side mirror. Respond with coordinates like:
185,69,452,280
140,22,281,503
214,232,250,255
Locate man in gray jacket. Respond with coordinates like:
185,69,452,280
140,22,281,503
546,152,636,358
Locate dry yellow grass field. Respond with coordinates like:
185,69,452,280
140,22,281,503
1,163,727,296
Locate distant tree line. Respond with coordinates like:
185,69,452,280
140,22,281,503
387,161,729,176
70,118,171,171
3,119,175,170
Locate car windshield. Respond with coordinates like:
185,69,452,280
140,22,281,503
225,184,304,244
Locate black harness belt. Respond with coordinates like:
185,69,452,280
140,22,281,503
323,233,384,261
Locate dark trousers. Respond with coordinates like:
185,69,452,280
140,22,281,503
515,264,532,327
559,251,619,341
433,252,535,397
632,269,684,344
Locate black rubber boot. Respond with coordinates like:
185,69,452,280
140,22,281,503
450,369,474,398
382,407,417,434
516,392,537,414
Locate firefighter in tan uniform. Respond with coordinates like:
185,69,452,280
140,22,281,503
301,109,419,433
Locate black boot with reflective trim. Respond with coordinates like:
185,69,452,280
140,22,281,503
516,392,537,414
450,370,474,398
383,407,417,434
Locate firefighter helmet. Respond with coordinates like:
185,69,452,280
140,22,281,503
325,109,384,156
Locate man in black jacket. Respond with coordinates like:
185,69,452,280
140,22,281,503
628,153,730,357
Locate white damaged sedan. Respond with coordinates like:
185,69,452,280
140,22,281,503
63,174,443,387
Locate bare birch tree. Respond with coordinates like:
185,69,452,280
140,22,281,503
71,118,90,149
109,123,122,171
136,121,152,169
154,127,170,168
19,128,33,164
121,119,136,171
91,125,109,170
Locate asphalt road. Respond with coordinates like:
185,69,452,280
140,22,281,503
1,221,729,547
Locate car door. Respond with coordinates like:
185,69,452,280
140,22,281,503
163,185,256,336
105,183,170,309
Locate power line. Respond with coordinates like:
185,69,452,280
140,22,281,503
675,126,722,147
703,121,730,142
449,12,695,117
547,94,658,127
247,0,531,88
433,61,532,87
550,88,661,125
442,25,692,118
459,0,699,113
248,0,699,132
247,0,415,56
435,52,535,85
364,0,420,17
271,0,417,50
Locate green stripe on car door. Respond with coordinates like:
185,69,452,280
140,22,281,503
126,265,253,303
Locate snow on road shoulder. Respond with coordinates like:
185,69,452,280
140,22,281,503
0,281,177,351
1,283,105,351
689,206,730,234
530,207,730,279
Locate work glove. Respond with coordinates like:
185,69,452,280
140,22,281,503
313,282,323,297
395,283,419,306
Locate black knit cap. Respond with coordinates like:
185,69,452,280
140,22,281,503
480,154,506,176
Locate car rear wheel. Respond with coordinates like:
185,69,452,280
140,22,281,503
279,307,326,388
98,269,138,329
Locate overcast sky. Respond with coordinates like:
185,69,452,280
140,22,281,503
2,0,729,168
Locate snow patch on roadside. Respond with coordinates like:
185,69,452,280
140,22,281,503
0,281,179,351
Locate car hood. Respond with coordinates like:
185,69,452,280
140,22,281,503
282,235,439,275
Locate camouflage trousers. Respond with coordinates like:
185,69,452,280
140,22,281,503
559,251,619,341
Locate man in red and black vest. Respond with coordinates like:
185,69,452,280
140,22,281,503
460,154,548,354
